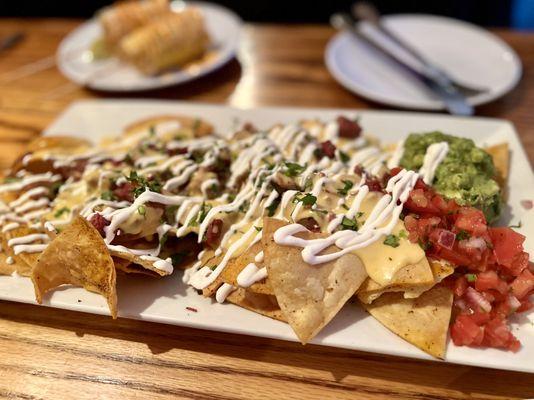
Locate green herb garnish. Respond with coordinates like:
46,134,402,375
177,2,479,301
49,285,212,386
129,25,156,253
3,177,20,183
254,226,262,232
293,193,317,206
266,199,280,217
466,273,477,282
339,150,350,163
282,162,305,177
54,207,70,218
383,234,400,248
341,216,358,231
456,230,470,241
101,191,117,201
137,205,146,216
509,221,522,229
337,180,354,196
398,230,408,239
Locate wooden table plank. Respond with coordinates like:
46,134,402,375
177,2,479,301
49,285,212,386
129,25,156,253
0,18,533,400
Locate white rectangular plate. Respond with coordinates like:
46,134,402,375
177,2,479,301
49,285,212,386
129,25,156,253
2,100,533,373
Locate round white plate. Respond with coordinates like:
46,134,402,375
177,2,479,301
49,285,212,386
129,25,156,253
57,1,242,92
325,14,522,110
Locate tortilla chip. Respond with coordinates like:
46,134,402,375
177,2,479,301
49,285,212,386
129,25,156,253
123,115,213,138
2,225,44,277
0,252,17,276
363,286,453,358
485,143,509,189
226,288,286,322
220,242,273,295
358,259,455,304
263,218,368,344
112,257,160,277
32,216,117,318
108,249,171,277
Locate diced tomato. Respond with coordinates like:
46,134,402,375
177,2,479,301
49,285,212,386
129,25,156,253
454,208,487,236
320,140,336,158
113,182,135,202
517,299,533,313
489,227,525,268
475,270,508,294
451,315,484,346
482,317,521,352
453,276,468,297
431,246,472,267
336,116,361,138
508,251,530,276
405,189,440,214
400,172,532,353
510,269,534,300
469,310,491,325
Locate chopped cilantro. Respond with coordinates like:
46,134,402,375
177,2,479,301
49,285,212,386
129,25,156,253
189,202,212,226
137,205,146,216
54,207,70,218
266,198,280,217
456,230,470,241
50,181,62,196
398,230,408,239
238,200,250,213
303,177,313,191
339,150,350,163
293,193,317,206
282,162,305,177
466,273,477,282
3,177,20,183
341,216,358,231
341,204,349,210
254,226,262,232
337,180,354,196
383,234,400,248
101,191,116,201
126,170,162,198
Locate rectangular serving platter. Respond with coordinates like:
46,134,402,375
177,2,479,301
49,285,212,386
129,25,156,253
1,99,533,372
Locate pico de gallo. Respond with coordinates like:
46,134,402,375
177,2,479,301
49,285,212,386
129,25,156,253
391,167,534,352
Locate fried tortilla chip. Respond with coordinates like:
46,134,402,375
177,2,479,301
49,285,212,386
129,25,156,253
2,225,44,277
263,218,368,344
220,242,273,295
32,216,118,318
0,251,17,276
363,286,453,358
226,288,286,322
123,115,213,138
486,143,509,189
112,256,160,277
358,259,455,304
109,248,172,277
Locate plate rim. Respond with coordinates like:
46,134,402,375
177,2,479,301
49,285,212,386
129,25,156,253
325,13,523,110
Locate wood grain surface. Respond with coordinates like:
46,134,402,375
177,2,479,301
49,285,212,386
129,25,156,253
0,18,533,400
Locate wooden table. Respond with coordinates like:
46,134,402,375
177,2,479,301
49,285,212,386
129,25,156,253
0,18,533,400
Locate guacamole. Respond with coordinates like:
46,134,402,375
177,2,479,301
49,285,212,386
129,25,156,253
400,132,502,223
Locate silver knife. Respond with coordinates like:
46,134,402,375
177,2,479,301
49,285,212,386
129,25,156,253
0,32,24,53
330,13,474,116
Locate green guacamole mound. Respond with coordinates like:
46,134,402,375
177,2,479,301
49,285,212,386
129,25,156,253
399,131,502,223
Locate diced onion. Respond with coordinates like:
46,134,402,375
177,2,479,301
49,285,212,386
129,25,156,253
466,287,492,313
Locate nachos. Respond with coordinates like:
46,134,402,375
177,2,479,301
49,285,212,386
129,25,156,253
0,113,531,358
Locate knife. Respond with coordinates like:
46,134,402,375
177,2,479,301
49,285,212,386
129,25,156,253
0,32,24,54
330,13,474,116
